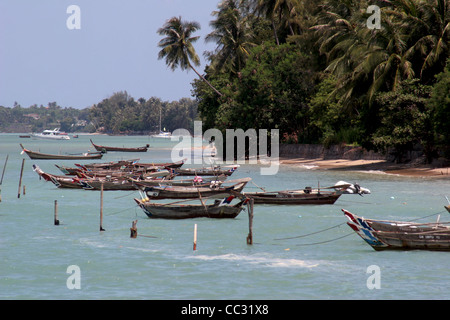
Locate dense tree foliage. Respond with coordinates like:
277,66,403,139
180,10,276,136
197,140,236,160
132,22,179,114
3,0,449,164
185,0,450,162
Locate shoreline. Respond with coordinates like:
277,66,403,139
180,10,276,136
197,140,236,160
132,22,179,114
279,157,450,178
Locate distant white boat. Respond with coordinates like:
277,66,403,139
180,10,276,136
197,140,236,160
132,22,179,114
152,131,171,138
151,107,171,138
32,128,70,140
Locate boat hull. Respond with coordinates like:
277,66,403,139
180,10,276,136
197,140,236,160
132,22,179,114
130,175,227,187
142,178,250,199
21,144,102,160
34,165,138,190
244,191,341,205
90,139,149,152
135,198,245,219
174,166,237,176
343,209,450,251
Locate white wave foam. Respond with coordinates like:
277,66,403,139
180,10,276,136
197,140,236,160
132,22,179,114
192,253,319,268
302,165,319,170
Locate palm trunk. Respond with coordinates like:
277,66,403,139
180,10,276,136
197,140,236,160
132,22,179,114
272,20,280,45
189,63,223,97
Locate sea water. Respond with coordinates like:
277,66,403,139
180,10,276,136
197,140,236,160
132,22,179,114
1,134,450,301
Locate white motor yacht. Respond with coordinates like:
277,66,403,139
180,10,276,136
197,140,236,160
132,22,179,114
32,128,70,140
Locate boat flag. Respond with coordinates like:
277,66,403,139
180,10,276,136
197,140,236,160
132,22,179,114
219,195,234,206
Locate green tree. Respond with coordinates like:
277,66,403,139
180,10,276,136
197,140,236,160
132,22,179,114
371,79,435,163
215,42,320,136
308,75,360,146
429,58,450,155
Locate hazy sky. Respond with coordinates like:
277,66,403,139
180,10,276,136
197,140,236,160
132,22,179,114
0,0,220,109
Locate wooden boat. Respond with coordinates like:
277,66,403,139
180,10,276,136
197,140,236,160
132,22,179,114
76,168,172,180
244,188,341,205
90,139,149,152
173,165,238,176
134,195,249,219
20,144,103,160
242,181,370,205
128,174,227,187
72,176,138,190
56,163,173,179
55,159,184,175
81,158,184,170
138,177,251,199
33,165,83,189
34,164,143,190
343,209,450,251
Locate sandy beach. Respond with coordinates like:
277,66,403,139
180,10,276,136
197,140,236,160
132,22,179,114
279,157,450,178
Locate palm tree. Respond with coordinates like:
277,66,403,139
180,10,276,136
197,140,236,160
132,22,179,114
254,0,301,44
400,0,450,82
255,0,281,44
157,16,222,96
312,0,449,105
205,0,256,75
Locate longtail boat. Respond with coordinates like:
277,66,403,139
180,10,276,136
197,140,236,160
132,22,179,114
243,181,370,205
138,177,251,199
34,164,162,190
90,139,149,152
244,189,341,205
20,144,103,160
134,195,249,219
173,165,238,176
33,164,83,189
343,209,450,251
55,159,185,175
128,174,227,187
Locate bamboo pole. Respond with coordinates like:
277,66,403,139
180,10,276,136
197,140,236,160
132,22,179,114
99,183,105,231
17,158,25,198
193,224,197,251
54,200,60,225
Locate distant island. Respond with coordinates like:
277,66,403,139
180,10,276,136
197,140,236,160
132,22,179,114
0,92,198,136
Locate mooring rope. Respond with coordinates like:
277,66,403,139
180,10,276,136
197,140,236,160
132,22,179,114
294,233,353,246
105,204,139,216
408,210,447,222
274,222,347,240
137,234,158,238
113,190,139,199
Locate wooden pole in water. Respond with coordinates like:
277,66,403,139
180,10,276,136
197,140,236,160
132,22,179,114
247,198,254,245
130,220,137,238
17,158,25,198
0,155,8,185
99,183,105,231
54,200,60,225
193,224,197,251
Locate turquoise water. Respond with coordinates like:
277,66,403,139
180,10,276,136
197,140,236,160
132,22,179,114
1,134,450,300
